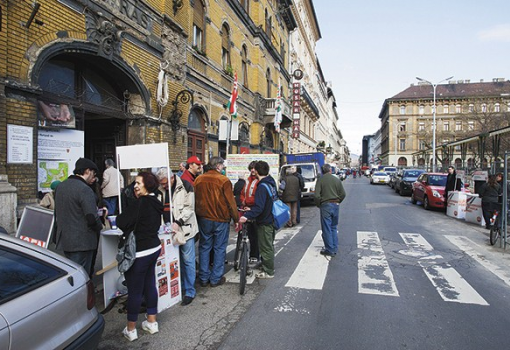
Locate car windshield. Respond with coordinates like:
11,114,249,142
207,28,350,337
428,175,447,186
404,170,423,178
297,165,316,181
374,172,387,176
384,167,397,172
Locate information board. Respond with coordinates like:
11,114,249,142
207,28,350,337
7,124,33,164
226,153,280,184
16,206,54,248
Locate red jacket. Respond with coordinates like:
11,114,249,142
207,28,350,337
240,175,259,207
180,169,197,186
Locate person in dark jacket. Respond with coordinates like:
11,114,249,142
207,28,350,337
281,166,301,227
445,166,462,207
117,171,163,342
479,175,502,229
233,174,246,208
238,161,277,279
54,158,103,278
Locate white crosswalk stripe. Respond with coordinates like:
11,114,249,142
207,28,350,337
357,231,399,297
400,233,488,306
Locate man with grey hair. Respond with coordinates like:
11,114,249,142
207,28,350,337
155,167,171,223
176,162,186,177
101,158,124,215
314,163,346,257
194,156,239,287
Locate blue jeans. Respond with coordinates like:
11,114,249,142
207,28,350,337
198,218,229,284
124,249,161,322
64,250,95,278
320,203,340,254
103,196,117,215
180,238,196,297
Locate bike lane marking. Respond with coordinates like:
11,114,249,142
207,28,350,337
357,231,400,297
401,233,488,306
445,235,510,287
285,230,330,290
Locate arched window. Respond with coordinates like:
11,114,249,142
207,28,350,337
221,23,231,70
418,158,425,167
241,45,248,88
398,157,407,167
455,158,462,169
188,109,204,131
467,158,474,169
193,0,205,52
266,68,271,97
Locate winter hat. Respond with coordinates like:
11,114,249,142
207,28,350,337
74,157,98,172
50,180,61,190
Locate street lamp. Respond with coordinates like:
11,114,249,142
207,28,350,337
416,76,453,172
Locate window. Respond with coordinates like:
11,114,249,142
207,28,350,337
399,105,406,115
481,103,487,113
495,103,500,112
468,121,474,130
456,104,461,113
265,9,272,38
266,68,271,97
418,122,425,131
469,104,474,112
241,45,248,88
240,0,249,13
455,121,462,131
399,122,406,132
419,140,426,150
443,121,449,131
419,105,424,115
193,0,205,51
221,24,231,70
443,105,449,114
399,138,406,151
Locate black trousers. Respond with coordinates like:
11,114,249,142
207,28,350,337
482,202,501,227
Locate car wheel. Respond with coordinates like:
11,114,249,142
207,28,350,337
423,195,430,210
411,191,417,204
395,184,399,194
398,185,404,196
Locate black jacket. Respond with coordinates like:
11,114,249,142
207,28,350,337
243,176,276,226
117,194,163,252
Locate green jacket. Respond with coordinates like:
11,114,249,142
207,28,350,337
314,173,346,207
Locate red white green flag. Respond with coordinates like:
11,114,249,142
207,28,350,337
226,72,238,118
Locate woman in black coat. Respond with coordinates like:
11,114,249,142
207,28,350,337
479,175,502,229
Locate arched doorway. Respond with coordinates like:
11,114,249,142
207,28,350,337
455,158,462,169
35,50,147,174
398,157,407,167
187,108,206,160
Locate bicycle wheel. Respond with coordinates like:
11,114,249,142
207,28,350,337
233,232,242,271
239,241,248,295
490,227,500,246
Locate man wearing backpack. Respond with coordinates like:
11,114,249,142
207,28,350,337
238,161,277,279
314,164,346,257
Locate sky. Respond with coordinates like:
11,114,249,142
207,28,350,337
314,0,510,156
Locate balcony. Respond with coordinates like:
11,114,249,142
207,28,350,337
262,97,292,129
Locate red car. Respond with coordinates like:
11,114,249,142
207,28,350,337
411,172,447,210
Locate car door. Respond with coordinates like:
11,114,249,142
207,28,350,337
414,174,427,200
0,313,9,350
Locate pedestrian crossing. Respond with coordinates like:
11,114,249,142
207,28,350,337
226,226,510,307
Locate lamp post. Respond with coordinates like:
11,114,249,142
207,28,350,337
416,76,453,172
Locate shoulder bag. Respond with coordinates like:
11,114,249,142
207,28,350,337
116,203,141,273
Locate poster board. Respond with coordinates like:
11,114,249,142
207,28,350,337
226,153,280,184
16,206,54,248
7,124,33,164
37,129,84,192
107,143,181,311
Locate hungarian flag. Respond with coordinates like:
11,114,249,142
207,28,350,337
226,72,238,118
274,76,282,132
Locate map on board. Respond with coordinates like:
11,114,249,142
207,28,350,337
38,161,69,190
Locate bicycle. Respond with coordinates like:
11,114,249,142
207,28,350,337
233,211,252,295
489,209,501,246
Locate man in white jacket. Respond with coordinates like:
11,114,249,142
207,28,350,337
101,159,124,215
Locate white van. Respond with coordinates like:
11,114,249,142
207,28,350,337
279,162,322,201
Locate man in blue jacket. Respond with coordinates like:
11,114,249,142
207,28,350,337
238,161,277,279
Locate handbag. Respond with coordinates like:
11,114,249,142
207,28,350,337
116,204,141,273
261,183,290,230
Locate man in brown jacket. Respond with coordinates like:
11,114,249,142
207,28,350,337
194,156,239,287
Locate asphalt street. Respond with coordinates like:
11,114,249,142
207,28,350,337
97,176,510,350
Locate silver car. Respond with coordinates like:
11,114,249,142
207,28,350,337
0,233,104,350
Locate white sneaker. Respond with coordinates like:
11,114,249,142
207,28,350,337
255,271,274,279
142,320,159,334
123,327,138,341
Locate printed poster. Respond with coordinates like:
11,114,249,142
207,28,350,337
157,235,182,311
226,153,279,184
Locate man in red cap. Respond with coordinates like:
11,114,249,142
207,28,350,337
181,156,202,186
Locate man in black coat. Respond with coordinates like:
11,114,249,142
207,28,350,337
445,166,462,208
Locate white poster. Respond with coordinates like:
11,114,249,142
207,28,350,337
37,129,84,192
226,153,280,184
156,235,182,312
7,124,33,164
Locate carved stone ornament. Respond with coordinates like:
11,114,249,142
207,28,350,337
85,10,123,60
161,25,186,83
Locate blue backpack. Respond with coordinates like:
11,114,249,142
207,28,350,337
261,183,290,230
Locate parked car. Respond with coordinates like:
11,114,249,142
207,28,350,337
395,169,425,196
338,170,347,180
411,173,448,210
389,169,402,189
0,233,104,350
370,172,391,185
